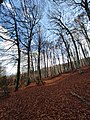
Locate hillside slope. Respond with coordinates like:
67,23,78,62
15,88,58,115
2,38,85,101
0,67,90,120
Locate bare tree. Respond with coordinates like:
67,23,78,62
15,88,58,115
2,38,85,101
50,0,90,21
0,0,3,4
73,0,90,21
19,0,44,85
49,9,80,68
35,25,46,85
74,14,90,49
0,0,21,91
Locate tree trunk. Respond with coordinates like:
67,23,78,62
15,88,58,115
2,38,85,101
27,30,32,85
83,0,90,21
14,18,21,91
37,30,42,84
15,48,20,91
78,42,88,65
27,49,30,85
43,51,47,78
60,20,80,68
31,52,35,80
60,34,73,71
46,50,49,77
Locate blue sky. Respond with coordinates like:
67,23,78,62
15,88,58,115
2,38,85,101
0,0,90,75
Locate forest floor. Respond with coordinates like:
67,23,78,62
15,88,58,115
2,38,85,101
0,66,90,120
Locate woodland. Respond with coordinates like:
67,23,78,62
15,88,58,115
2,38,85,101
0,0,90,120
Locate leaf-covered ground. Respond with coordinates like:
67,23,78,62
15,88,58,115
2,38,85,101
0,67,90,120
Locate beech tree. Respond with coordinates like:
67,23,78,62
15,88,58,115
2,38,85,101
0,0,46,87
0,0,3,4
50,0,90,20
72,0,90,21
49,9,80,68
0,0,21,91
74,14,90,50
73,11,90,66
19,0,44,85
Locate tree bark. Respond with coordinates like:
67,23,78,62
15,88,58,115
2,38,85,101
14,18,21,91
37,31,42,84
60,33,73,71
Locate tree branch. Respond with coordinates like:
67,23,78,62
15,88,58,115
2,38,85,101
70,91,90,107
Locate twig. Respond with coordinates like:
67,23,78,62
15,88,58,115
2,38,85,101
70,91,90,107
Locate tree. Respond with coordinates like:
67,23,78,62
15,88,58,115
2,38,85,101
73,0,90,21
0,63,6,76
37,26,42,83
0,0,3,4
74,14,90,50
49,9,80,68
19,0,44,85
0,0,21,91
59,33,73,71
34,25,47,85
0,0,45,88
51,0,90,21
